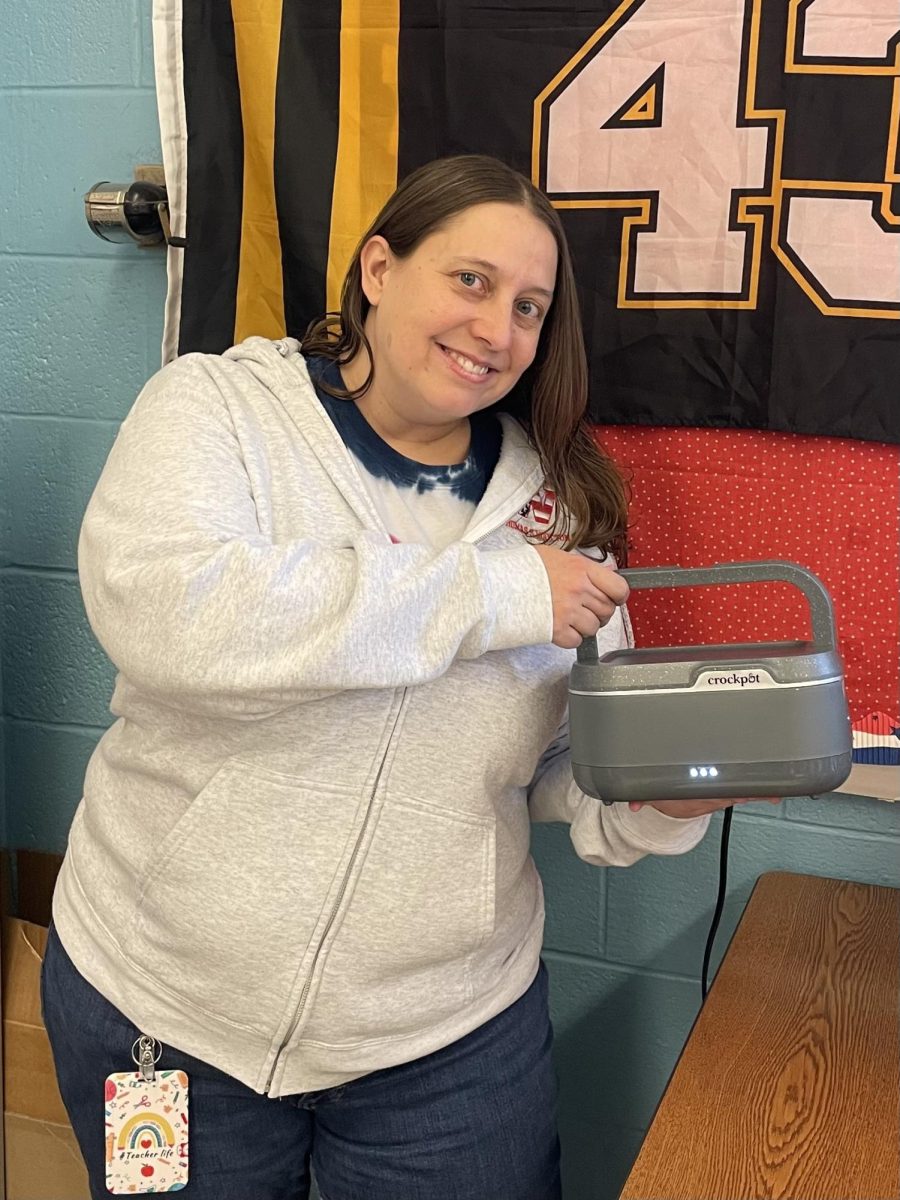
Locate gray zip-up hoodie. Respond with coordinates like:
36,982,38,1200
53,338,709,1096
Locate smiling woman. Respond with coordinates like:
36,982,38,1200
301,154,629,554
43,153,726,1200
345,204,557,460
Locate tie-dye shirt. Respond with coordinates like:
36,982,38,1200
310,356,502,549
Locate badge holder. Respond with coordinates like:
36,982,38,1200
105,1035,190,1193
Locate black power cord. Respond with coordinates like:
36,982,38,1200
701,806,734,1001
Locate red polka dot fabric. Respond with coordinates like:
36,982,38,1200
594,426,900,724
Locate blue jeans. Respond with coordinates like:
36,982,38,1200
41,925,561,1200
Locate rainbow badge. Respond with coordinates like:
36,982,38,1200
105,1069,189,1193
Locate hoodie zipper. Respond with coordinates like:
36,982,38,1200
263,688,407,1094
261,491,540,1094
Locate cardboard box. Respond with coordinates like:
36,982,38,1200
3,918,91,1199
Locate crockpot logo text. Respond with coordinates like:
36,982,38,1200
708,672,762,687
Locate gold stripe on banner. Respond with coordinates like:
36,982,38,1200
326,0,400,313
232,0,286,343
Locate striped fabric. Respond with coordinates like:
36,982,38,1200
151,0,899,796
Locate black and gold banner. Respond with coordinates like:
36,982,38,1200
155,0,900,443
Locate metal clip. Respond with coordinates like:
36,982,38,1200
131,1035,162,1083
157,201,188,249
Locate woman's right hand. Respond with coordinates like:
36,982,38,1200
533,545,630,650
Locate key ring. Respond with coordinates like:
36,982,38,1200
131,1035,162,1082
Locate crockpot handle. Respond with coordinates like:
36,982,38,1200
576,559,837,663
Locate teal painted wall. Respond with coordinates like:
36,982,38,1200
2,5,898,1199
1,3,166,848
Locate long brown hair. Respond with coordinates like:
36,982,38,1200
302,155,629,557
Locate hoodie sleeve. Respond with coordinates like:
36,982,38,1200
78,358,553,718
526,606,710,865
527,731,711,866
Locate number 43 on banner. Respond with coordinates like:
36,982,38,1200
533,0,900,318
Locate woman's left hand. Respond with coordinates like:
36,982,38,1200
629,797,782,819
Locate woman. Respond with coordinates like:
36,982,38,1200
43,155,746,1199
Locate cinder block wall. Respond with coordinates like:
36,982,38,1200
2,6,898,1200
1,2,166,849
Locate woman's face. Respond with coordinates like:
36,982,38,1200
356,201,558,433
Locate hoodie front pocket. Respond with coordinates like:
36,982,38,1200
131,760,363,1033
307,794,496,1042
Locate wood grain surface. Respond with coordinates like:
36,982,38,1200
620,871,899,1200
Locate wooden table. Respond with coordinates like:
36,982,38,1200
620,871,900,1200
